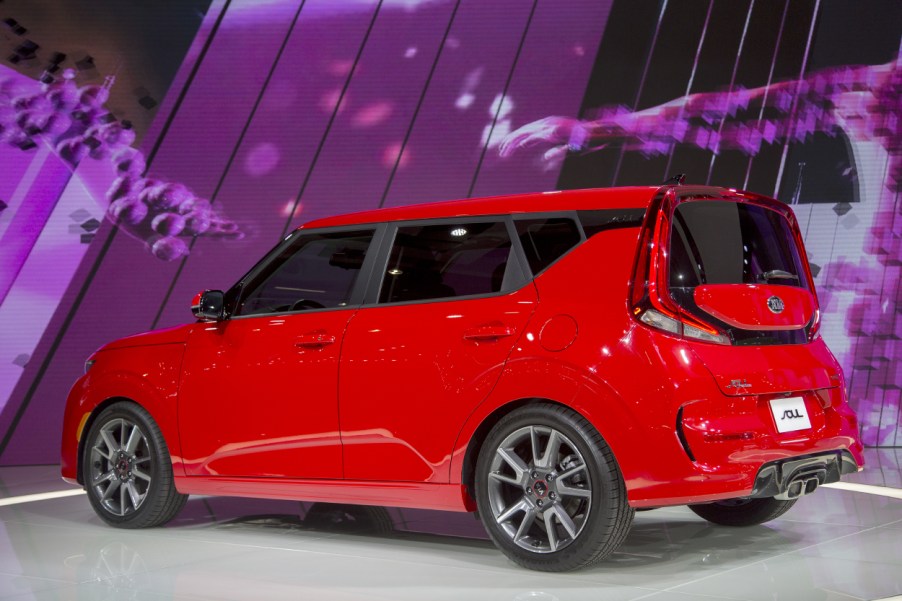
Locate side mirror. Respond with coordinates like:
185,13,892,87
191,289,225,321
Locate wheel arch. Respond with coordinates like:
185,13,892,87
67,359,184,485
460,397,562,504
452,359,643,503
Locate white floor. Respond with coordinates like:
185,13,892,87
0,449,900,601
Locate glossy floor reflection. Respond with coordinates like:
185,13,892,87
0,449,900,601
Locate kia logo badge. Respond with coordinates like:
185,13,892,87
767,296,785,314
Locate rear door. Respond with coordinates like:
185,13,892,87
338,218,537,482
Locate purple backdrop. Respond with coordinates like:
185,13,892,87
0,0,899,464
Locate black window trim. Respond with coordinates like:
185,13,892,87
223,206,648,318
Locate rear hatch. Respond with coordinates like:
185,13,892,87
632,187,833,396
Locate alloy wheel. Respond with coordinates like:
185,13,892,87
486,425,592,553
88,418,153,517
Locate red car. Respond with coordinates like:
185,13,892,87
61,182,863,571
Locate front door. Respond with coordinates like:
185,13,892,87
179,227,376,479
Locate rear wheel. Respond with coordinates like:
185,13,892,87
82,402,187,528
688,497,797,527
474,403,634,571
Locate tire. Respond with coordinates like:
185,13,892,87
688,497,797,527
82,401,187,528
474,403,634,571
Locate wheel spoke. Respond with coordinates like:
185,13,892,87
496,497,529,524
101,478,121,501
132,467,151,482
124,481,142,510
496,447,528,480
119,482,127,516
124,425,142,455
551,505,578,539
557,481,591,499
543,510,559,552
488,471,520,486
558,461,586,481
100,430,119,457
537,429,562,470
91,444,114,462
134,456,151,465
529,426,541,465
514,507,537,541
92,470,116,486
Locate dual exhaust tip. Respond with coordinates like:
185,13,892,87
775,470,825,500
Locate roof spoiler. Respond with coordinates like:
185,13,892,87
662,173,686,186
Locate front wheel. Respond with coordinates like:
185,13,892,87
688,497,798,527
82,401,187,528
474,403,634,571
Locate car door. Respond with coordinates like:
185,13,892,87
339,218,537,483
179,227,380,479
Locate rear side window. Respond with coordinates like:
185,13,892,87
669,201,807,291
237,229,374,316
515,218,581,275
379,221,511,303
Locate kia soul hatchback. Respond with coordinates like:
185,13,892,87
61,183,863,571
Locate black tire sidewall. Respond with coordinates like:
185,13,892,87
474,404,627,571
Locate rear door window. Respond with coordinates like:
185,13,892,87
379,221,512,303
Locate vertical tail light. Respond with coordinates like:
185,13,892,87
807,308,821,341
630,189,731,345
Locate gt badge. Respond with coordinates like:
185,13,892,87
726,379,752,390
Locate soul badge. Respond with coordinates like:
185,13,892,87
767,295,785,314
769,397,812,433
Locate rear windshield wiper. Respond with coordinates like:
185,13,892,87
760,269,799,282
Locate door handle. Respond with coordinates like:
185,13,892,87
295,332,336,349
463,324,513,341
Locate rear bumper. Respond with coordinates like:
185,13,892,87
627,439,863,509
624,391,864,508
750,450,859,500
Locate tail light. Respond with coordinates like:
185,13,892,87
629,188,731,345
807,308,821,341
637,308,731,344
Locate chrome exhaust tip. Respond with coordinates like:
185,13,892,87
775,475,820,500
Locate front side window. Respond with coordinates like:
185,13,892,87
236,229,375,316
379,221,512,303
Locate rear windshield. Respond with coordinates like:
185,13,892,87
669,201,808,292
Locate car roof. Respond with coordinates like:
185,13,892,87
300,186,667,230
